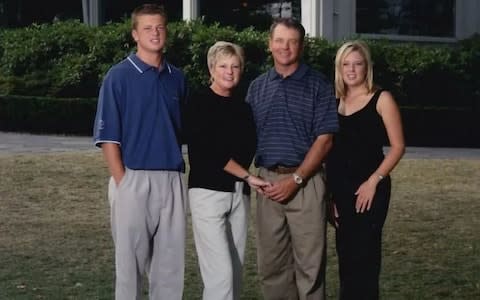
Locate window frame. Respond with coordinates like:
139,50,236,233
354,0,458,43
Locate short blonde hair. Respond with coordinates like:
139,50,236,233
334,40,375,98
207,41,245,75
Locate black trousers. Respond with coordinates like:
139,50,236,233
334,177,391,300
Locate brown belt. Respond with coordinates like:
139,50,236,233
268,165,298,174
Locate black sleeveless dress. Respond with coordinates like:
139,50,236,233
326,89,391,300
326,89,390,219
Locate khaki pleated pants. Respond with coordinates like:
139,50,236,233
108,168,187,300
256,168,327,300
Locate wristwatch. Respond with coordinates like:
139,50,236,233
292,173,304,185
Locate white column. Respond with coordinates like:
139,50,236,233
301,0,334,40
89,0,103,26
82,0,89,24
301,0,320,37
183,0,199,21
82,0,103,26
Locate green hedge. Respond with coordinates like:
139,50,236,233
401,107,479,147
2,95,477,146
0,20,479,145
0,20,132,97
0,95,96,135
1,19,478,105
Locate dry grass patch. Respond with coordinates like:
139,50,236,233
0,153,478,299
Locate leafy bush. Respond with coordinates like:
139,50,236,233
0,19,478,106
0,21,91,76
303,37,337,78
0,19,133,98
0,20,478,145
181,22,268,93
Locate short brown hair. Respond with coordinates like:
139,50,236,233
269,18,306,44
131,4,167,30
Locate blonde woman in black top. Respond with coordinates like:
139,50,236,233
186,41,268,300
326,40,405,300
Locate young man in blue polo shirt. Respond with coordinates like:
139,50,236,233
246,18,339,300
93,4,187,300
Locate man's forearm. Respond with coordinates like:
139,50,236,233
295,134,333,179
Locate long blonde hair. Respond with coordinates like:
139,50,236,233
334,40,374,98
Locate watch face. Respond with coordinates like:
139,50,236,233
293,174,303,184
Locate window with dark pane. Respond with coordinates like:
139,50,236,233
356,0,455,37
199,0,301,31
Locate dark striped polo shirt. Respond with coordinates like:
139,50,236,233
246,63,338,168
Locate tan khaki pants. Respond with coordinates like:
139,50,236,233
256,168,327,300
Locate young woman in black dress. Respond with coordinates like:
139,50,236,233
326,40,405,300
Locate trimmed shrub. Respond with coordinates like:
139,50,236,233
0,19,478,106
0,20,478,145
0,95,96,135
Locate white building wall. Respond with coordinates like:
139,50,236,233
319,0,334,40
183,0,480,42
332,0,355,41
456,0,480,39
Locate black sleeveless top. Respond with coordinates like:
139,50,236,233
326,90,388,191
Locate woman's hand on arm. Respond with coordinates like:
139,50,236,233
223,159,271,194
245,175,271,195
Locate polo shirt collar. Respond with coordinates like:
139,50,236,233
267,63,309,81
127,53,172,74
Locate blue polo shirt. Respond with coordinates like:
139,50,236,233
93,53,187,171
246,63,338,168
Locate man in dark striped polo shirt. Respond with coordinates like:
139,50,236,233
246,18,339,300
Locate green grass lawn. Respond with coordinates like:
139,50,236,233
0,152,479,299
